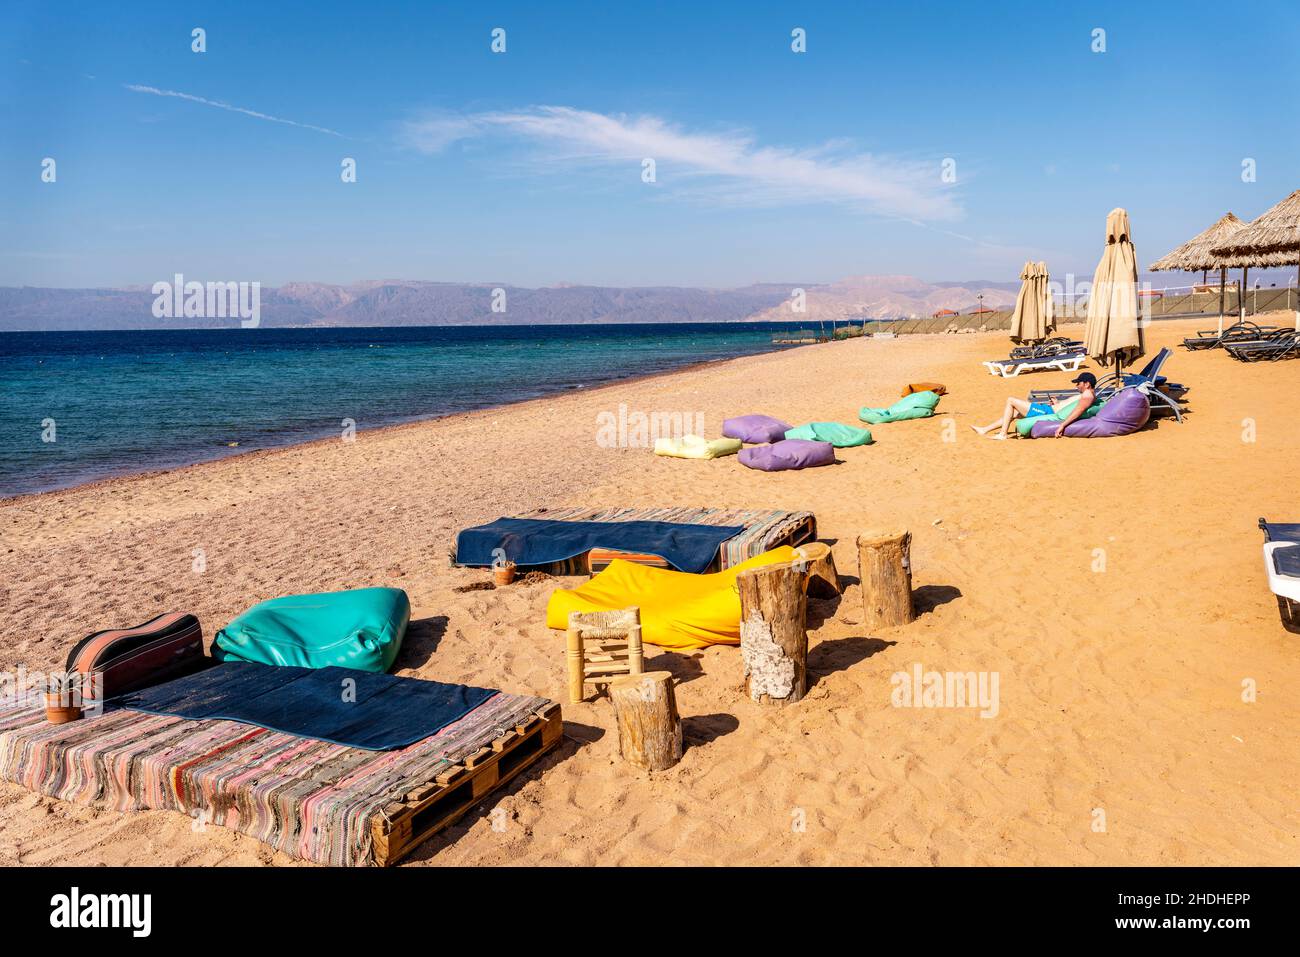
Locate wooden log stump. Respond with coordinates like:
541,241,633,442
607,671,683,771
857,530,915,629
737,561,809,706
795,542,841,599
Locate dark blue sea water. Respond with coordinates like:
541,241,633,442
0,324,792,497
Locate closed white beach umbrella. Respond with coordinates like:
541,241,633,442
1009,261,1055,344
1084,208,1145,371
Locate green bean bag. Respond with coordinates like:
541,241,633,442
784,422,873,447
859,390,941,424
212,587,410,673
1014,396,1103,436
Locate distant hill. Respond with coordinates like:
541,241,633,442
0,281,799,331
749,275,1018,324
0,276,1020,331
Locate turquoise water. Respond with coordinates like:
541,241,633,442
0,324,791,497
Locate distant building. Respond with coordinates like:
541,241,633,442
932,308,959,319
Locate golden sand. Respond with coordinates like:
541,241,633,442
2,314,1297,866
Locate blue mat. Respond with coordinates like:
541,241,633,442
455,517,745,574
1274,544,1300,579
112,661,497,751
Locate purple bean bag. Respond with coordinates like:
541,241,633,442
723,414,793,444
739,439,836,471
1029,387,1151,438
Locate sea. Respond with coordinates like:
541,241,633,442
0,323,796,497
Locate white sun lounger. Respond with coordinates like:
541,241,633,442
982,352,1086,378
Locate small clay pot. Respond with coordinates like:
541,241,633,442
45,691,82,725
493,562,517,586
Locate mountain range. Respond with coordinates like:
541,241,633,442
0,276,1019,331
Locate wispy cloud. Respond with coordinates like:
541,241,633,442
401,106,960,221
124,84,344,137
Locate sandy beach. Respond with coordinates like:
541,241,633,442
2,313,1298,867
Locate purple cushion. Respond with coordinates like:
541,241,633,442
1029,387,1151,438
723,414,794,444
739,439,836,471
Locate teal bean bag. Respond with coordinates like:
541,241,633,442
784,422,873,447
212,587,410,673
1015,396,1103,436
859,390,941,424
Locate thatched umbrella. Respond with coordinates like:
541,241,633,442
1084,208,1144,371
1148,212,1247,334
1008,260,1055,344
1211,189,1300,328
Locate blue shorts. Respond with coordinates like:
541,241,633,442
1027,402,1054,418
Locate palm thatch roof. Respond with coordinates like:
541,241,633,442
1210,189,1300,268
1148,212,1246,272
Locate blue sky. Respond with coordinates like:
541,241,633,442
2,0,1298,289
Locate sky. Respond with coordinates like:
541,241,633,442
2,0,1298,290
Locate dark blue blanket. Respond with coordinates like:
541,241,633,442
455,517,745,574
113,661,496,751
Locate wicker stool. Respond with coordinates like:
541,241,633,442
566,608,644,703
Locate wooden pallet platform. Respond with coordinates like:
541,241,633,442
371,701,563,866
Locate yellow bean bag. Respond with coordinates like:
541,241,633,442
546,546,797,650
653,434,742,459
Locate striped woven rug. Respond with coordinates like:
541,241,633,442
456,506,816,573
0,688,550,867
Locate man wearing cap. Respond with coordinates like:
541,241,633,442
972,372,1097,440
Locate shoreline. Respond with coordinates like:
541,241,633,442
2,343,796,504
5,318,1106,504
0,312,1248,508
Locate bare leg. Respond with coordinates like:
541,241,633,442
972,401,1014,435
989,397,1033,439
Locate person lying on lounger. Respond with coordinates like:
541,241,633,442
971,372,1097,440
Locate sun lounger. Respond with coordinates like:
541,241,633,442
0,679,561,866
1008,337,1083,360
452,506,817,575
983,350,1086,377
1225,330,1300,362
1028,347,1186,422
1182,320,1281,351
1259,519,1300,632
